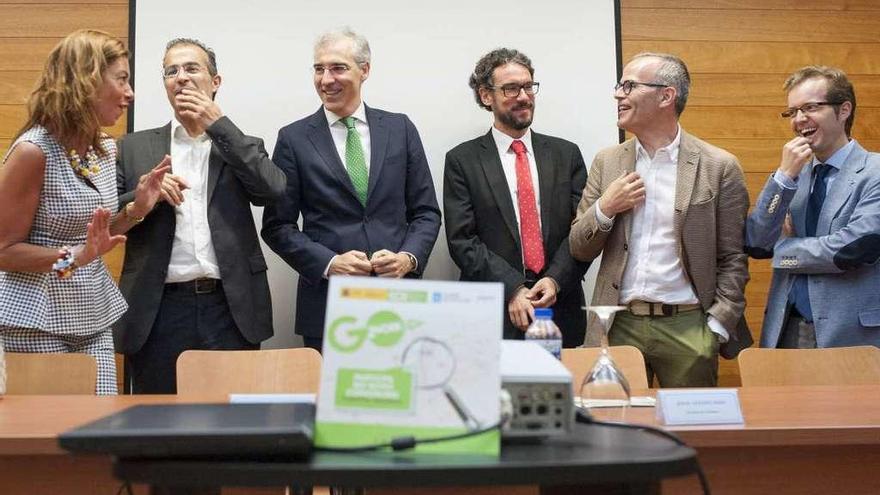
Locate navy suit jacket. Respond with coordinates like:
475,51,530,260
262,105,441,338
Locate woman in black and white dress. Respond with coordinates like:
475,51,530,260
0,29,169,394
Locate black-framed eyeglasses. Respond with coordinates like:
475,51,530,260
313,64,352,77
614,80,667,95
780,101,843,119
162,63,206,79
488,82,540,98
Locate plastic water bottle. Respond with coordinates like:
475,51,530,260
525,308,562,360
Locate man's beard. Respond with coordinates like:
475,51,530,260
497,104,533,130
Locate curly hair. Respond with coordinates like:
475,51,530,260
468,48,534,111
16,29,128,155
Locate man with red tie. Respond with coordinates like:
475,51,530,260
443,48,589,346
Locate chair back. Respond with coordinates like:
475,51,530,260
176,348,322,396
5,352,97,394
738,346,880,386
561,345,649,391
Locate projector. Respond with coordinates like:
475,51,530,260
500,340,574,439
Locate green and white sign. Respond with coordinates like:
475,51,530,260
315,277,503,455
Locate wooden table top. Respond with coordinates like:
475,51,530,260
2,385,879,456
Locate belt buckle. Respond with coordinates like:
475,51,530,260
194,279,216,294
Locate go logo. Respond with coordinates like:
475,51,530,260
328,310,421,352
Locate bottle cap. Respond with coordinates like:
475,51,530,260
534,308,553,319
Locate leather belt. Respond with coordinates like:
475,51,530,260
165,278,221,294
627,301,701,317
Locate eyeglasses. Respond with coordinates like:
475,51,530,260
162,63,206,79
780,101,843,119
614,80,667,95
487,82,540,98
313,64,353,77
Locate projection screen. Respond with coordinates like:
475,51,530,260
133,0,621,348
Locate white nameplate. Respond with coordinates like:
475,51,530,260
229,393,316,404
655,388,744,426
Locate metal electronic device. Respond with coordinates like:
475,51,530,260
500,340,574,439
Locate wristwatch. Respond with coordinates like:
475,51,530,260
405,253,418,272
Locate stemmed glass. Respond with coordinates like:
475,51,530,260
580,306,631,411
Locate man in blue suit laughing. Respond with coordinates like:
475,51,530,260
262,27,441,352
746,66,880,348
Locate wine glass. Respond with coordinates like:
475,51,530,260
580,306,631,413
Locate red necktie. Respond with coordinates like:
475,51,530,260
511,139,545,274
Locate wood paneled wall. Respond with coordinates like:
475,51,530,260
4,1,877,387
621,0,880,385
0,0,129,273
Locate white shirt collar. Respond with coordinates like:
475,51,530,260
635,125,682,163
171,117,210,142
491,126,534,156
325,101,367,127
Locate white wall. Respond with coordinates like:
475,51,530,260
134,0,619,348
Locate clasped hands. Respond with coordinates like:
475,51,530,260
328,249,415,278
508,277,559,332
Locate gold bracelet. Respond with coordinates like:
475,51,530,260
124,202,145,223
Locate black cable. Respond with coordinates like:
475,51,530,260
314,418,506,453
576,409,711,495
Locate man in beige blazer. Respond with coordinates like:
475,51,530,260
569,53,751,387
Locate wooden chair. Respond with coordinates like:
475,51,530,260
176,348,322,396
738,346,880,386
561,346,650,391
4,352,97,394
176,348,324,495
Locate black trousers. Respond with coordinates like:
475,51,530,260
128,280,258,394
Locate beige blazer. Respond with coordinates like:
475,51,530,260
569,130,752,358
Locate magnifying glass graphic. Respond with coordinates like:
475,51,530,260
401,336,481,431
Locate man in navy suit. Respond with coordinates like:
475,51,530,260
262,28,441,352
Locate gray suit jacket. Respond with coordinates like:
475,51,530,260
569,130,752,358
113,116,286,354
746,140,880,347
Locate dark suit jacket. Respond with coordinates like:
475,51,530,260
261,105,441,338
443,130,589,346
113,116,287,354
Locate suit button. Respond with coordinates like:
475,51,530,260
612,283,619,290
623,243,628,251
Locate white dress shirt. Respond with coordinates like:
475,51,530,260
491,126,543,234
596,127,728,341
165,119,221,283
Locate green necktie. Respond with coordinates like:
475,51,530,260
342,116,369,206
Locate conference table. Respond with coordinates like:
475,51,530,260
2,385,879,495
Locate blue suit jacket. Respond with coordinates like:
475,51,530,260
262,105,441,338
745,140,880,347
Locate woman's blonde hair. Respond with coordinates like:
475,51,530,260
16,29,128,154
